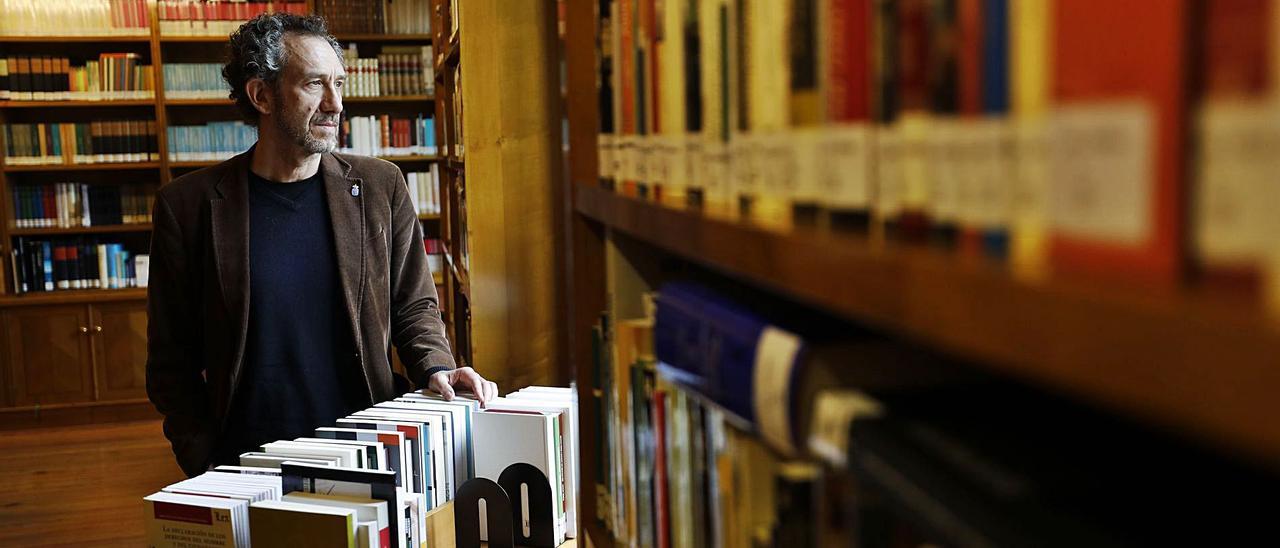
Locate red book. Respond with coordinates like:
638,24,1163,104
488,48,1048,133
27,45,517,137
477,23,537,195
1051,0,1189,285
827,0,873,122
956,0,984,256
651,390,669,548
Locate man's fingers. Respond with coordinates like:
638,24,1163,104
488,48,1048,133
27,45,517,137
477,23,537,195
430,371,456,401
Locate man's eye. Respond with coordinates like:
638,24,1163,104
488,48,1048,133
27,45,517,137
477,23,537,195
335,81,344,88
309,81,323,87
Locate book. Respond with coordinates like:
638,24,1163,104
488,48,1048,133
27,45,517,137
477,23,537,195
282,492,391,548
0,0,151,37
144,492,248,548
248,499,358,548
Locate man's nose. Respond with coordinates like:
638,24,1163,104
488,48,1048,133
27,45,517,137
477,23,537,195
322,82,343,113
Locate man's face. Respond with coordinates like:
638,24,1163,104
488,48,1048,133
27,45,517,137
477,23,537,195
272,34,345,154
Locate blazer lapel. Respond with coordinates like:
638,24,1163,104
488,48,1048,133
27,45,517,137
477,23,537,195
210,150,253,387
322,153,366,356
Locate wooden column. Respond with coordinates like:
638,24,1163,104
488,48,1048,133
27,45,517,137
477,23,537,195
458,0,567,390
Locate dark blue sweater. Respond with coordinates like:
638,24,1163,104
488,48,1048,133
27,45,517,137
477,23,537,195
212,170,367,464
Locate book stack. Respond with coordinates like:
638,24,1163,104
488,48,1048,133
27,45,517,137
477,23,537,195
3,120,159,165
406,168,441,216
338,114,435,157
162,63,231,99
316,0,432,35
142,385,579,547
10,183,153,228
157,0,308,37
0,0,150,37
340,44,435,98
593,0,1280,299
166,121,257,162
0,54,155,102
9,237,144,292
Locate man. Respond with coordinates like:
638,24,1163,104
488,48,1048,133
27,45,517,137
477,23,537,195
146,13,496,477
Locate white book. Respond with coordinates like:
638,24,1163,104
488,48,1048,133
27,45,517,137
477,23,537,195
485,395,579,538
316,427,411,492
241,451,341,469
144,492,247,548
336,417,429,500
472,409,565,545
213,465,281,476
350,409,449,507
296,436,385,471
263,440,362,468
377,399,473,486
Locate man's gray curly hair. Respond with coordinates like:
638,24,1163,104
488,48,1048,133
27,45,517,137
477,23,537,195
222,13,343,126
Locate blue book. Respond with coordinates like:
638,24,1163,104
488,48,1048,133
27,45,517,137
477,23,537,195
41,241,54,291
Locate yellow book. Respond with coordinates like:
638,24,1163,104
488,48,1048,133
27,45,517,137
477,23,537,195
1009,0,1051,279
249,500,356,548
659,0,688,206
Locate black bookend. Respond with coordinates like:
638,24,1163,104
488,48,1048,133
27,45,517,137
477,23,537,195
454,477,514,548
498,463,557,547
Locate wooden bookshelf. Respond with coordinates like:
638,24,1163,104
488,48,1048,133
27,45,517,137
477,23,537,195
574,184,1280,463
0,99,156,108
0,2,455,424
9,224,153,237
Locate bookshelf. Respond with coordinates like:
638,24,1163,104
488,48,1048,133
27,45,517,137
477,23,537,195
0,0,460,426
560,1,1280,546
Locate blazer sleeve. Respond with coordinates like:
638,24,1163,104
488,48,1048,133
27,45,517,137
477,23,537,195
145,192,215,477
388,169,457,387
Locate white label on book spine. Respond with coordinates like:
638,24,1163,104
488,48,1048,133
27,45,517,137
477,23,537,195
1194,100,1280,265
874,126,904,217
791,127,823,204
927,118,960,223
752,326,803,457
1048,102,1154,245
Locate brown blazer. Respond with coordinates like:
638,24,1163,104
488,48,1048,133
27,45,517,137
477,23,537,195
146,148,455,476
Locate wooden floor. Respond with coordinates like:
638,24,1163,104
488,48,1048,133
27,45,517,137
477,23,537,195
0,420,185,546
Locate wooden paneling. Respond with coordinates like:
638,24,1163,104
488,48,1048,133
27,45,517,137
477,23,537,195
92,301,150,401
459,0,566,390
2,305,94,406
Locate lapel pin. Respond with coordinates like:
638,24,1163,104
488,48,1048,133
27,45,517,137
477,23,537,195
351,183,360,197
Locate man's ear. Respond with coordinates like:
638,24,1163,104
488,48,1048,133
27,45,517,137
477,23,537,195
245,79,273,117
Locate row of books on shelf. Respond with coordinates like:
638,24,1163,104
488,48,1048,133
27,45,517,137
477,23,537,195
0,54,154,101
144,385,579,548
317,0,432,36
9,237,146,292
424,238,444,278
341,44,435,98
0,0,150,37
166,121,257,162
157,0,307,37
594,281,1276,547
407,168,441,216
596,0,1280,292
3,121,159,165
10,182,153,228
338,115,436,158
162,63,232,99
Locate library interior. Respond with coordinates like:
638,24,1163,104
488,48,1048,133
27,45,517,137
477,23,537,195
1,0,1279,546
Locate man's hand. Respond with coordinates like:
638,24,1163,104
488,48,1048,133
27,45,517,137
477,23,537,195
428,367,498,406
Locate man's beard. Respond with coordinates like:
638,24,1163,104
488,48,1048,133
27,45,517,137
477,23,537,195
277,108,339,154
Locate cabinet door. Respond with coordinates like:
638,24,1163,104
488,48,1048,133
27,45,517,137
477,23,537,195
91,301,149,402
2,305,94,406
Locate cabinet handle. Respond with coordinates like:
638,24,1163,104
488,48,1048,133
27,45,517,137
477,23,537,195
79,326,88,334
94,326,103,333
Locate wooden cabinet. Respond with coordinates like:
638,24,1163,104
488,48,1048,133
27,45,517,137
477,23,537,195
1,300,149,408
92,301,149,402
2,305,95,406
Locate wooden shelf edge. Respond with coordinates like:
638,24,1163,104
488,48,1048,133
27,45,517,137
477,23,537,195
3,162,160,172
0,35,151,43
574,184,1280,466
0,399,158,430
0,288,147,307
0,99,155,108
9,223,153,236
